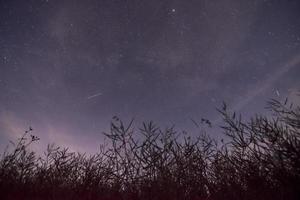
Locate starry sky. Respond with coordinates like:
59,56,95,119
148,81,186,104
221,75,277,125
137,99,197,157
1,0,300,153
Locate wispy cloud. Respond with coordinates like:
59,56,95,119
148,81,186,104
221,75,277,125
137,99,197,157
232,54,300,112
212,54,300,126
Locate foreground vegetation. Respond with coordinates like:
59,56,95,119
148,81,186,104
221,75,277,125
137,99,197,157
0,99,299,200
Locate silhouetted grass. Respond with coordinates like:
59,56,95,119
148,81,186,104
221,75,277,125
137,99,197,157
0,99,299,200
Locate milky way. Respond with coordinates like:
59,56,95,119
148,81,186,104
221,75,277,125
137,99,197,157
0,0,300,153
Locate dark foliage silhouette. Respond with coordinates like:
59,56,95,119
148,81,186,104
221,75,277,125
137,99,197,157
0,99,299,200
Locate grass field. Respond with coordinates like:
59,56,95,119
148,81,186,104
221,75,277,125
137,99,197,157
0,99,299,200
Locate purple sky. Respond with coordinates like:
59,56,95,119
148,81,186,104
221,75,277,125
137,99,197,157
0,0,300,153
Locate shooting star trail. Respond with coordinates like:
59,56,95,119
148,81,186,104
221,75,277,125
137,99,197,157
87,92,102,100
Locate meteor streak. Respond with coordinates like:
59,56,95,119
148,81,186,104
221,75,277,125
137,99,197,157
87,92,102,99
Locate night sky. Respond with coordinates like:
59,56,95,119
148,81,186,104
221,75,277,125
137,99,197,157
1,0,300,153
